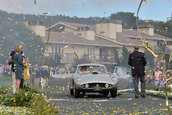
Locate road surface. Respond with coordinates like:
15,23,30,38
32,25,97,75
45,91,172,115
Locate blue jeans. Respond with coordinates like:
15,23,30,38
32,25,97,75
155,80,159,86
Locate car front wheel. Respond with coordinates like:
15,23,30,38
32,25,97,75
73,88,80,98
111,88,117,98
70,89,73,95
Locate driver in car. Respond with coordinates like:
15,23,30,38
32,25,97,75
80,66,87,72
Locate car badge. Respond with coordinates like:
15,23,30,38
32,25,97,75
96,84,99,87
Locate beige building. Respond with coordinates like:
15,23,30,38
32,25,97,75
30,21,172,67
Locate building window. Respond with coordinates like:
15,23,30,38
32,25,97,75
90,48,92,55
93,48,95,55
87,48,89,55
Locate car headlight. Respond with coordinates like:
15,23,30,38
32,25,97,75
112,77,117,83
105,83,109,88
85,84,89,88
75,77,81,84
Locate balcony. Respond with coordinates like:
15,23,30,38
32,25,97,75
154,46,170,54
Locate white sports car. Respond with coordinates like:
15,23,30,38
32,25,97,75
70,64,118,98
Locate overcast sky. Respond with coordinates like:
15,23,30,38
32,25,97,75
0,0,171,21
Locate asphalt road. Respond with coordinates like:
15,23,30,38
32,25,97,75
46,91,172,115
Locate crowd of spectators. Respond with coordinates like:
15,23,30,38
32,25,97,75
145,67,172,87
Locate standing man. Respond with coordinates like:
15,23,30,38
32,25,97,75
7,49,16,94
128,45,147,98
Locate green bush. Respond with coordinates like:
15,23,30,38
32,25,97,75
29,93,59,115
0,84,59,114
146,85,171,92
0,88,10,94
0,84,37,107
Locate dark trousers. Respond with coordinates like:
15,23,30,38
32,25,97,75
20,79,24,89
133,75,146,96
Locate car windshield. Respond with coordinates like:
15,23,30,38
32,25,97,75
76,65,106,74
56,67,68,74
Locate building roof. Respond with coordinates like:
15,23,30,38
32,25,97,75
43,22,172,48
46,22,96,31
116,33,143,46
42,31,121,48
95,33,143,47
122,29,172,41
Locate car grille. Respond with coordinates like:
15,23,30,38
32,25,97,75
88,83,106,88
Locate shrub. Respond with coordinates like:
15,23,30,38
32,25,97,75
29,93,59,115
0,88,10,94
0,84,37,107
0,84,59,115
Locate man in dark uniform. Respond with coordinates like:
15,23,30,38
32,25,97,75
7,50,16,94
128,45,147,98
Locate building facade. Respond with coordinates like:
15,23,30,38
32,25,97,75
30,21,172,67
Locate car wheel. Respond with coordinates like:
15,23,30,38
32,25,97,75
103,91,109,97
70,89,73,95
80,91,85,97
73,88,80,98
111,88,117,98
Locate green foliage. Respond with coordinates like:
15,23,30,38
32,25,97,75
169,60,172,70
146,85,171,92
0,88,10,94
0,22,45,65
0,84,59,115
144,49,155,68
110,12,137,29
29,94,59,115
121,46,130,68
0,84,37,107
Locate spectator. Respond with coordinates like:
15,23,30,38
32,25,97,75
14,46,24,94
154,67,162,86
35,66,41,87
146,71,154,85
159,77,165,87
20,51,25,89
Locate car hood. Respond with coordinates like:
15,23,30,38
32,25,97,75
75,73,115,84
52,74,72,78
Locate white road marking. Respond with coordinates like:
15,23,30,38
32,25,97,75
50,98,132,102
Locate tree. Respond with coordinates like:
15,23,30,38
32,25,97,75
110,12,137,29
144,49,154,68
121,46,130,68
0,22,45,65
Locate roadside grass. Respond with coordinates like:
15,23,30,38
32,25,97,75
0,77,13,94
119,85,172,99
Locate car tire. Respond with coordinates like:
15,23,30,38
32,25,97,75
111,88,117,98
73,88,80,98
80,91,85,97
70,89,73,95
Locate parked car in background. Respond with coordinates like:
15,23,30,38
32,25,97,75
51,67,72,89
70,64,118,98
113,66,131,89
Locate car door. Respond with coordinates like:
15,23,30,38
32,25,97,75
51,67,72,89
114,66,130,89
